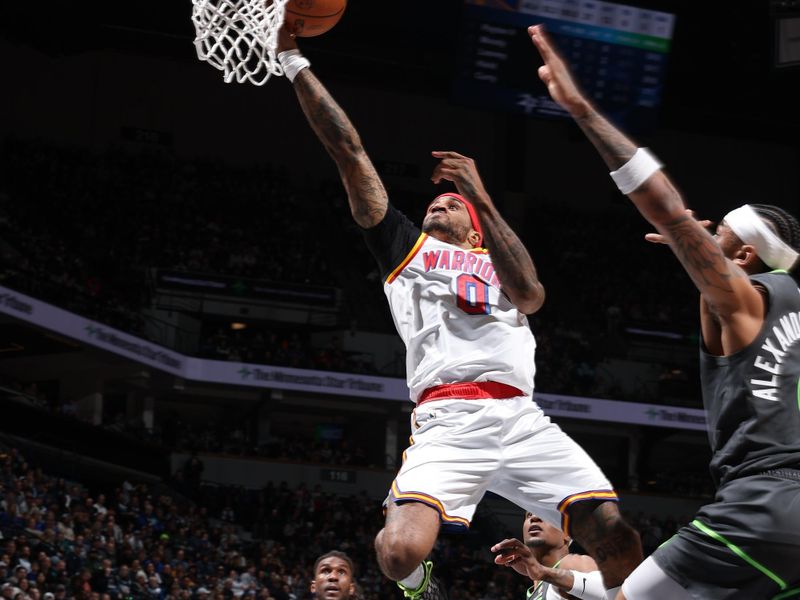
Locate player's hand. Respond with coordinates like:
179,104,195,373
276,22,299,53
645,209,713,244
528,24,590,118
430,151,489,204
491,538,547,580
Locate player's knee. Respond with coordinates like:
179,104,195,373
569,501,640,550
374,527,428,580
601,505,635,535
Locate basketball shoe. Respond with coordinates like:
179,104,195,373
397,560,448,600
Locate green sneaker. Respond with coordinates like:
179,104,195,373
397,560,448,600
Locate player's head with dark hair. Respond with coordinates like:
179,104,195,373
422,193,484,249
522,511,571,557
310,551,356,599
719,203,800,276
751,203,800,263
313,551,355,575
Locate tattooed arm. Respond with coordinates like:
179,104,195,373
491,539,605,599
431,150,545,314
279,30,387,228
528,25,763,349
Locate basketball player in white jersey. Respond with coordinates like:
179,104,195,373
276,25,642,600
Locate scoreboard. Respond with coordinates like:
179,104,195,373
453,0,677,133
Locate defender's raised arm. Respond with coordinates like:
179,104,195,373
528,24,763,350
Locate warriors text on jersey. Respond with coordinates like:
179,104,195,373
362,205,536,403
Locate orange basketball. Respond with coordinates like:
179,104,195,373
284,0,347,38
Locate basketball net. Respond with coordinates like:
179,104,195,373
191,0,289,86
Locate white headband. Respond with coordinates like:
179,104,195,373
723,204,799,270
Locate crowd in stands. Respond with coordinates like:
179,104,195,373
2,371,713,501
0,134,702,405
198,330,376,376
166,427,373,470
1,442,687,600
0,380,49,412
0,137,339,337
642,470,715,500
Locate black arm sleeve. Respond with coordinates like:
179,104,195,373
361,204,422,280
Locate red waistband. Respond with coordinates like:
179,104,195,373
417,381,524,406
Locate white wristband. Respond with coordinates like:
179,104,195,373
609,148,663,195
567,570,607,600
278,49,311,83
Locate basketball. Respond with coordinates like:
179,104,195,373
284,0,347,38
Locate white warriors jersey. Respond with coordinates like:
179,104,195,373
384,232,537,403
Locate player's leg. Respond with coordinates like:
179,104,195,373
494,398,642,598
376,399,499,598
567,500,643,590
374,500,440,580
619,556,692,600
639,473,800,599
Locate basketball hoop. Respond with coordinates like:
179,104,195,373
191,0,289,86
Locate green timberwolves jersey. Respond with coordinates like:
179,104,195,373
525,558,563,600
527,582,549,600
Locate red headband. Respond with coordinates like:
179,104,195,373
430,193,484,247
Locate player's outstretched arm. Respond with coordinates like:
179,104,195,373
491,539,606,599
277,27,388,228
527,24,762,326
431,150,545,314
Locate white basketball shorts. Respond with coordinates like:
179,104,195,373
387,396,617,533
